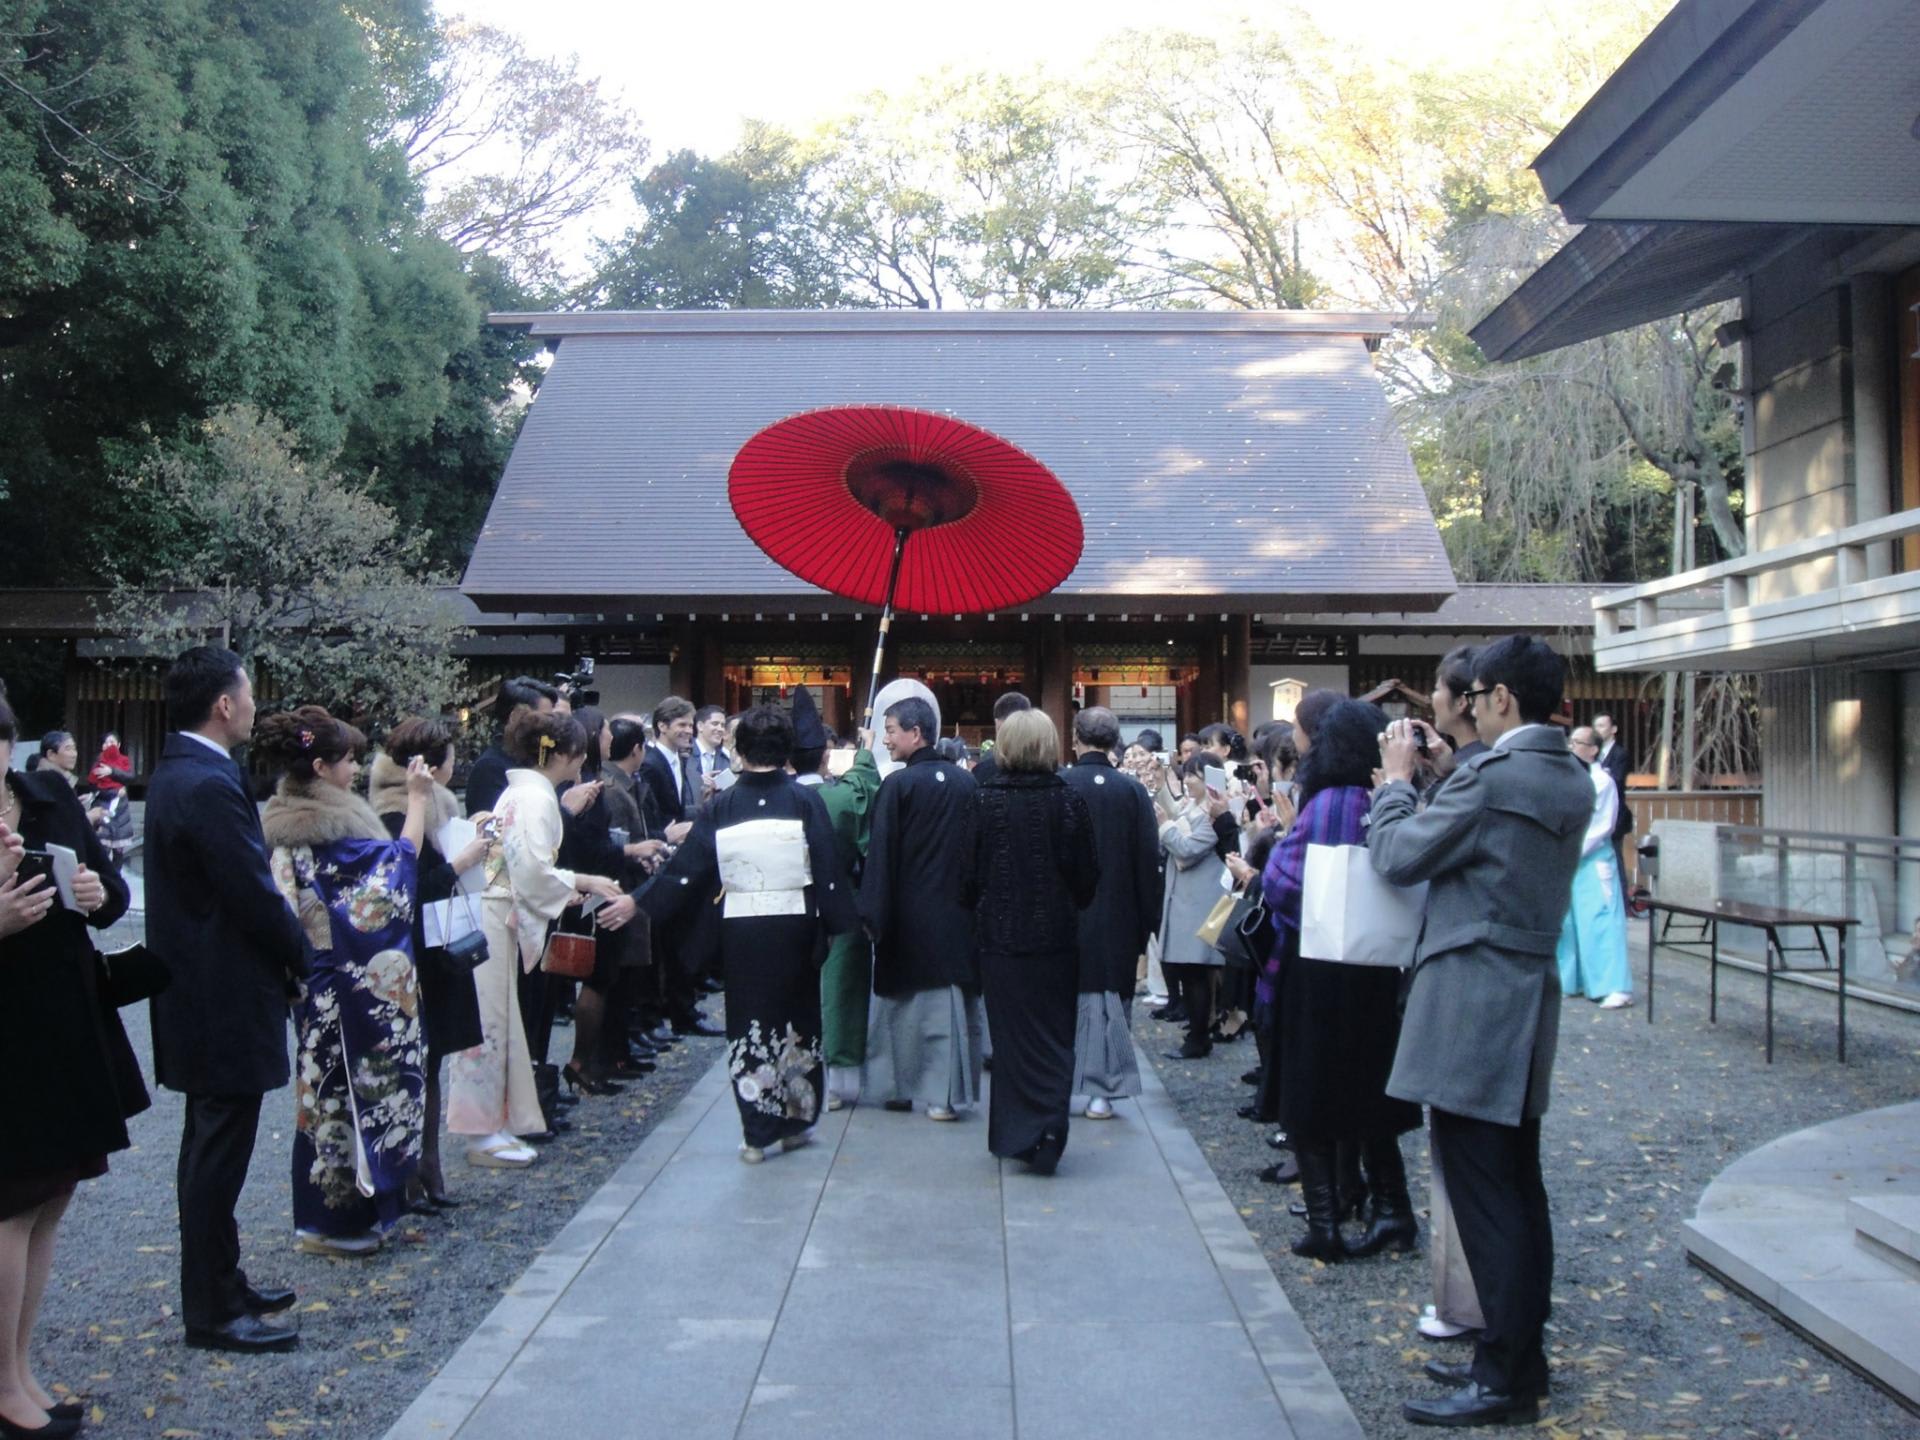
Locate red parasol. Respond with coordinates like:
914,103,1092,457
729,406,1083,724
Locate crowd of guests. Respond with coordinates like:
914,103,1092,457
0,631,1640,1433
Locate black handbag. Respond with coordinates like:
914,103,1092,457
97,943,171,1007
1226,895,1274,971
438,892,489,973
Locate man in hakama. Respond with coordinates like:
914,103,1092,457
858,695,984,1121
640,706,858,1161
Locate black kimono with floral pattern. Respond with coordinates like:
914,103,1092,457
641,770,858,1148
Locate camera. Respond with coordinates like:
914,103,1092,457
554,655,600,707
1231,762,1255,782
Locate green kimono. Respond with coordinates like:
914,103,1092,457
811,749,881,1076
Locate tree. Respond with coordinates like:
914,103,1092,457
588,123,849,310
397,17,647,285
99,406,469,722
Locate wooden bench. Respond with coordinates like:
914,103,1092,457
1643,897,1857,1062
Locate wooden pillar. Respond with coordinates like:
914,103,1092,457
1225,614,1252,735
1038,621,1074,763
669,621,699,700
1083,684,1111,710
700,629,725,708
1193,625,1222,729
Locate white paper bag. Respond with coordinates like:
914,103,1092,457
1299,844,1426,968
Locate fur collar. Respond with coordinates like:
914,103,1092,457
263,777,393,848
367,753,460,831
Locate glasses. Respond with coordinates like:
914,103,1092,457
1460,686,1495,706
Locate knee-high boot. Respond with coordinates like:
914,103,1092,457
1349,1134,1419,1258
1290,1142,1350,1262
1336,1139,1368,1221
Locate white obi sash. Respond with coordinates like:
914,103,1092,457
717,818,812,919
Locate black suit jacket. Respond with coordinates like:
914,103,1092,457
145,734,307,1096
638,745,688,827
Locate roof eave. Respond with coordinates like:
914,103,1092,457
1532,0,1822,222
484,309,1435,341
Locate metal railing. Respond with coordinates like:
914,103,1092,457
1714,824,1920,1006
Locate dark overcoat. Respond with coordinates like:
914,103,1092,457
1369,726,1594,1126
858,746,980,996
1058,753,1161,994
0,771,147,1177
145,734,308,1096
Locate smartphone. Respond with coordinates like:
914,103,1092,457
1204,764,1228,801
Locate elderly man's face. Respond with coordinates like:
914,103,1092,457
1569,727,1599,760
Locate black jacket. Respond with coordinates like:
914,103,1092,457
859,746,981,995
145,734,307,1096
1599,741,1633,836
464,743,513,817
1059,753,1162,992
965,770,1099,957
638,744,689,827
0,770,147,1176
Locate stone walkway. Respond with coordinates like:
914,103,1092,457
384,1059,1362,1440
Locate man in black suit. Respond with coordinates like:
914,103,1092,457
636,696,718,1033
968,691,1031,785
464,675,559,815
1593,713,1633,873
146,647,309,1353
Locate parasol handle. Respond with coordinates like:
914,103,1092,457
861,527,910,731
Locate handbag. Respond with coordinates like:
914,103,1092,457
1195,892,1238,948
97,943,171,1007
1226,895,1273,971
542,913,598,978
439,891,489,973
1299,843,1427,967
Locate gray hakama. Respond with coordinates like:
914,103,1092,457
863,985,985,1110
1071,991,1141,1100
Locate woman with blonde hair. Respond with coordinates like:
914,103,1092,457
966,708,1099,1174
447,710,621,1168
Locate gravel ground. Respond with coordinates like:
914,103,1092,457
1148,939,1920,1440
34,921,724,1440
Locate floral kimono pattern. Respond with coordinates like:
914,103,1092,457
728,1020,822,1130
274,838,426,1236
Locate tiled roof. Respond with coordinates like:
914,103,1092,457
462,310,1456,614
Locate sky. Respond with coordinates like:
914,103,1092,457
442,0,1557,160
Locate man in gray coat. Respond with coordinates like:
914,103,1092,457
1368,636,1593,1427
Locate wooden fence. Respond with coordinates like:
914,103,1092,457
1621,789,1763,885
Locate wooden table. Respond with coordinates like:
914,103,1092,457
1643,897,1857,1062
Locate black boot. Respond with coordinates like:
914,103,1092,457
1293,1139,1367,1218
1289,1142,1349,1262
1348,1135,1419,1258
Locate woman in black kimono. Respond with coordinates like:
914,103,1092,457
639,706,858,1162
967,709,1100,1175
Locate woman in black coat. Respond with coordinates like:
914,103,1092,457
967,710,1099,1175
0,694,146,1436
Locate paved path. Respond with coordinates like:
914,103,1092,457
385,1059,1362,1440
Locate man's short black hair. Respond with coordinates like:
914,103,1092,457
164,646,246,732
1134,728,1164,752
733,706,794,768
991,691,1032,723
694,703,726,726
496,674,560,718
1473,635,1566,724
608,717,649,763
1074,706,1121,753
885,696,938,746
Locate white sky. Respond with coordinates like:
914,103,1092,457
442,0,1556,160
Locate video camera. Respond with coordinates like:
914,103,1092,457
554,656,600,708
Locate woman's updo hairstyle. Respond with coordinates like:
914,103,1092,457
255,704,365,782
384,715,456,770
505,708,587,767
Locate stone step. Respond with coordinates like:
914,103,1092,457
1851,1195,1920,1279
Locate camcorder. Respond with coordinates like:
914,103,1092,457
554,656,600,707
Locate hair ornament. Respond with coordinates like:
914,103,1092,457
538,733,555,759
297,728,316,752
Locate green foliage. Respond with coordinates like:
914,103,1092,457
99,406,469,723
0,0,499,584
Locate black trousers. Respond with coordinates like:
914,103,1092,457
178,1092,265,1329
1430,1108,1552,1397
1163,963,1215,1047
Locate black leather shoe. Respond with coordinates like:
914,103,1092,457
1163,1041,1211,1060
0,1412,79,1439
1236,1104,1258,1120
1266,1129,1291,1151
1240,1069,1261,1086
1424,1359,1473,1388
47,1402,83,1424
1402,1382,1541,1427
244,1284,297,1314
516,1128,558,1144
882,1099,913,1112
184,1313,299,1353
1259,1155,1300,1185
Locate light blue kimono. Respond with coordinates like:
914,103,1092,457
1557,764,1632,999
